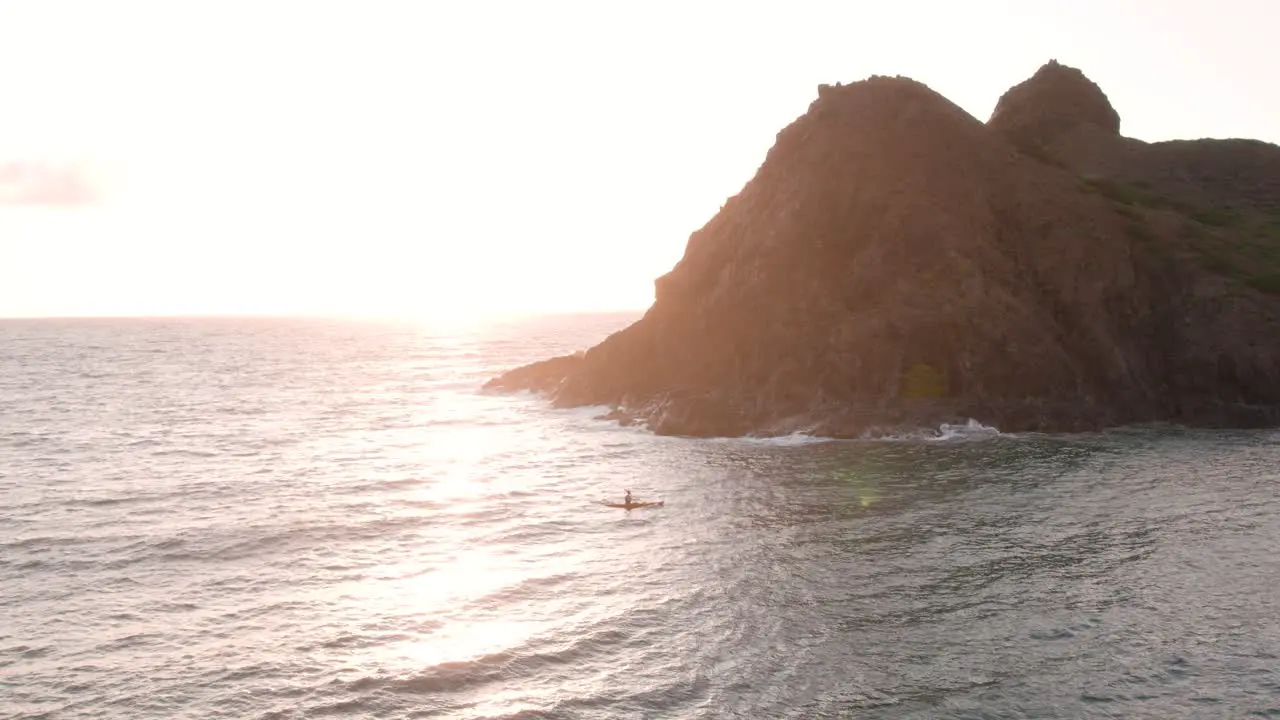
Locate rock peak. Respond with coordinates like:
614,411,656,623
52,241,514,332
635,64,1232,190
988,60,1120,152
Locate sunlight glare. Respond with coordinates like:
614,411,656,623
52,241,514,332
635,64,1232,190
389,618,552,671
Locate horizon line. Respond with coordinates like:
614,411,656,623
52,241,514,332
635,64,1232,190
0,308,649,322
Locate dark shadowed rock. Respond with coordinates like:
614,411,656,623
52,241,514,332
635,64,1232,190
482,354,582,396
487,62,1280,437
989,59,1121,154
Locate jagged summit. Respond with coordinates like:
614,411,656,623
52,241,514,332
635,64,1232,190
988,59,1121,152
486,60,1280,438
764,75,992,168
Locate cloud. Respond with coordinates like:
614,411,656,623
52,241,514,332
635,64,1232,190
0,161,96,205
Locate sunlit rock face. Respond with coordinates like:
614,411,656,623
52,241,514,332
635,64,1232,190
487,62,1280,438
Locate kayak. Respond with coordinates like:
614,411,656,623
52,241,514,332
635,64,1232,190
599,500,665,510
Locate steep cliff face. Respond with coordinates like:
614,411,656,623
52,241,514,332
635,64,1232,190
486,62,1280,437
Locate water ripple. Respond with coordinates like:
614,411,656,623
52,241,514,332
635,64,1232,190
2,317,1280,718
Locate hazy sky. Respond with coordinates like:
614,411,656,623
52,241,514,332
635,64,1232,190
1,0,1276,320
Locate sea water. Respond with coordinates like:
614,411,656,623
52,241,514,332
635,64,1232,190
3,314,1279,718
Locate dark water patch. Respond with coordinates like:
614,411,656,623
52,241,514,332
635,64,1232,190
0,435,47,449
68,493,165,509
619,672,714,716
216,404,270,415
135,514,430,567
1,534,89,551
308,698,391,717
100,536,190,569
475,520,579,549
474,573,578,610
1027,626,1076,641
345,476,426,493
150,448,220,458
2,644,55,661
351,627,631,699
145,600,201,613
92,632,165,653
312,631,416,651
207,660,293,684
459,710,560,720
208,600,314,626
0,588,79,609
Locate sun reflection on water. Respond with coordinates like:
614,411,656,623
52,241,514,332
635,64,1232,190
343,512,582,681
309,337,605,702
389,617,553,670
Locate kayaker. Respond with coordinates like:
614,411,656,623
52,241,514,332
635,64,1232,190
624,489,632,505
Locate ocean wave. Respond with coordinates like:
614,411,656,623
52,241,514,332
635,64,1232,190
211,600,314,625
934,418,1003,441
69,493,161,508
92,632,164,654
856,418,1005,443
130,514,435,569
0,434,44,449
149,601,201,613
701,420,1006,445
1,534,87,551
348,625,630,698
708,432,840,447
313,630,418,651
150,448,220,458
2,644,54,660
472,572,578,611
483,519,581,547
476,386,546,400
344,476,427,494
512,394,1012,446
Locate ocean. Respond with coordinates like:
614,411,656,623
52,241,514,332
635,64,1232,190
2,313,1279,719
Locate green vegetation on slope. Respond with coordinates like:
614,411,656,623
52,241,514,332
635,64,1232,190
1080,175,1280,293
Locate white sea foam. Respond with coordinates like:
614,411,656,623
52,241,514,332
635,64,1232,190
710,431,840,447
565,404,616,421
554,404,659,436
933,418,1003,441
858,418,1004,443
